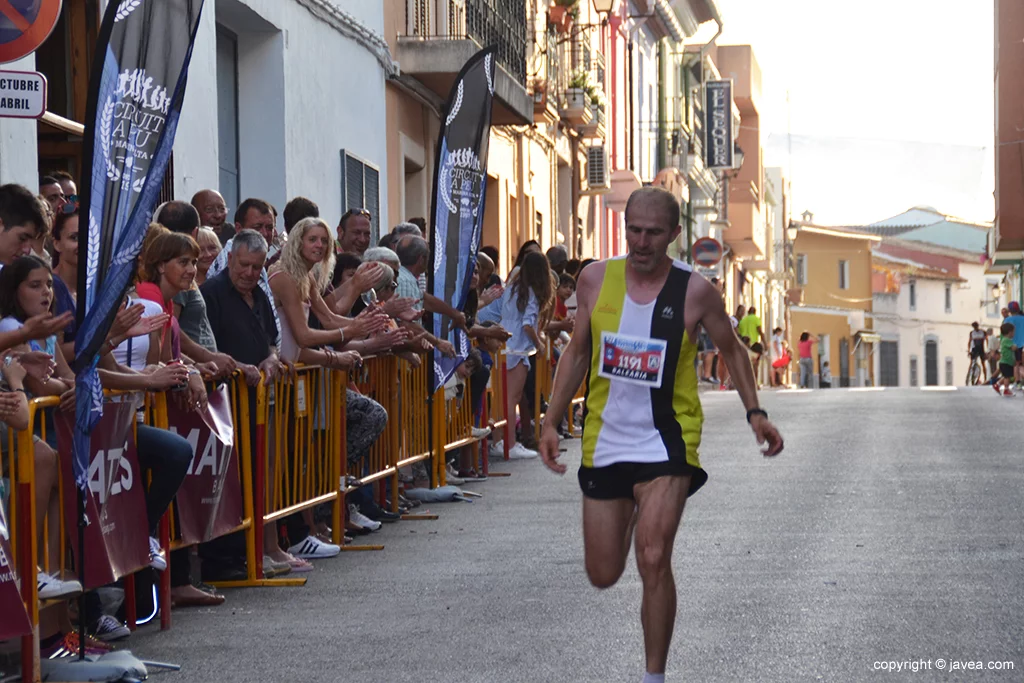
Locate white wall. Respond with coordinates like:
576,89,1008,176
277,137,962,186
872,261,1008,387
174,0,390,231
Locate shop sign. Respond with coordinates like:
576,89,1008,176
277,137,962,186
704,80,734,170
0,69,45,118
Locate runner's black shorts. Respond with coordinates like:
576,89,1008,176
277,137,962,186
1016,348,1022,364
971,346,986,360
1001,362,1015,378
578,460,708,500
750,342,764,355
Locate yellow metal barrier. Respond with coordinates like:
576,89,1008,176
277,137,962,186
8,392,149,682
4,350,511,681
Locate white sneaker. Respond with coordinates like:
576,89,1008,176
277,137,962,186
471,426,492,439
488,439,504,457
508,442,539,459
37,571,82,600
287,535,341,559
148,536,167,571
91,614,130,642
445,463,465,485
348,504,382,531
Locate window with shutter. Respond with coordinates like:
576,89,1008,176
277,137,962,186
340,150,381,240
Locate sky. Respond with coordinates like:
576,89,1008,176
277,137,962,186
690,0,994,226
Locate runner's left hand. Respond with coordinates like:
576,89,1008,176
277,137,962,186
538,426,565,474
750,415,784,457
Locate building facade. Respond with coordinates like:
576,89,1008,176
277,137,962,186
789,222,880,388
11,0,744,281
871,240,1003,387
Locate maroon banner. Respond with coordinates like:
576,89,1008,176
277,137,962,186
167,384,243,545
57,403,149,589
0,498,31,639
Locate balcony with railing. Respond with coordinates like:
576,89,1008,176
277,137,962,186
396,0,531,124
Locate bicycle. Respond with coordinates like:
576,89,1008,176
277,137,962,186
966,355,984,386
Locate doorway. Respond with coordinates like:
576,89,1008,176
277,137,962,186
925,339,939,386
879,341,899,386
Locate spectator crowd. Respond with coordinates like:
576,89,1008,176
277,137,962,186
1,175,589,664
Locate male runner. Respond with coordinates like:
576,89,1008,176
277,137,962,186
538,186,784,683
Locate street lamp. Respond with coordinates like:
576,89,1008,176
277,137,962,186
592,0,617,14
733,144,744,172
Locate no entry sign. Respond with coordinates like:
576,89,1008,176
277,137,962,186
0,0,62,65
692,237,723,267
0,68,44,117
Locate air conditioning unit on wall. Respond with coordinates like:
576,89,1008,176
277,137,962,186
582,144,610,194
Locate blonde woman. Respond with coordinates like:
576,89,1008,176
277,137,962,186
194,227,222,286
268,217,391,363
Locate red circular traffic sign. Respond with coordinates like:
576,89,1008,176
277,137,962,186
0,0,62,65
692,237,723,267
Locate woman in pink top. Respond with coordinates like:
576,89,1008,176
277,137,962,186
798,331,818,388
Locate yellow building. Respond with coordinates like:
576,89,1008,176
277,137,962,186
788,221,881,387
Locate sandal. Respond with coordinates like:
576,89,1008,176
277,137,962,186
286,556,314,572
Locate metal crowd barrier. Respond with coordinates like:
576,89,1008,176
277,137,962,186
4,353,496,681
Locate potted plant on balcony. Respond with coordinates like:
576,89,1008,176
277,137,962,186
589,88,605,124
549,0,578,35
565,69,590,109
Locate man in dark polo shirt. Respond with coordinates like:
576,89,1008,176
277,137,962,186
200,229,283,382
198,229,286,581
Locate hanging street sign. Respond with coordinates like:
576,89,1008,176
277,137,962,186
0,69,45,117
0,0,63,64
692,236,724,267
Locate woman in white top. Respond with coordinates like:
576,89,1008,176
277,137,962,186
498,252,553,459
268,218,392,364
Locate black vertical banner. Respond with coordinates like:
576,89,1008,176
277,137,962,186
428,47,496,393
73,0,205,487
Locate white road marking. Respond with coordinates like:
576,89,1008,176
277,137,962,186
920,386,958,392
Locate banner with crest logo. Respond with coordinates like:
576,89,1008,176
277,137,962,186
428,47,496,393
0,495,31,640
72,0,205,489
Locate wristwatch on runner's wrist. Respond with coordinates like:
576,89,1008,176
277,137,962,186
746,408,768,424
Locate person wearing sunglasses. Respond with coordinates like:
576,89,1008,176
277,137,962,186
48,170,77,199
38,176,66,217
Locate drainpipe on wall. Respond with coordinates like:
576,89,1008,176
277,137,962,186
657,40,666,173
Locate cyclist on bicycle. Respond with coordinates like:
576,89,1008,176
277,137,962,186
968,322,988,383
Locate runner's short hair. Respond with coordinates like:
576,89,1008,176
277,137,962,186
624,186,680,230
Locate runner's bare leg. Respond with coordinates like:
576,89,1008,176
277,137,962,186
582,496,637,588
633,475,690,674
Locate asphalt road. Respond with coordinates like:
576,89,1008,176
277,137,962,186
129,386,1024,683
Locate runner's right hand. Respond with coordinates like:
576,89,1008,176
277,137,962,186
538,426,565,475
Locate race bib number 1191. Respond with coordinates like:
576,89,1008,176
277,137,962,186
598,332,667,388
